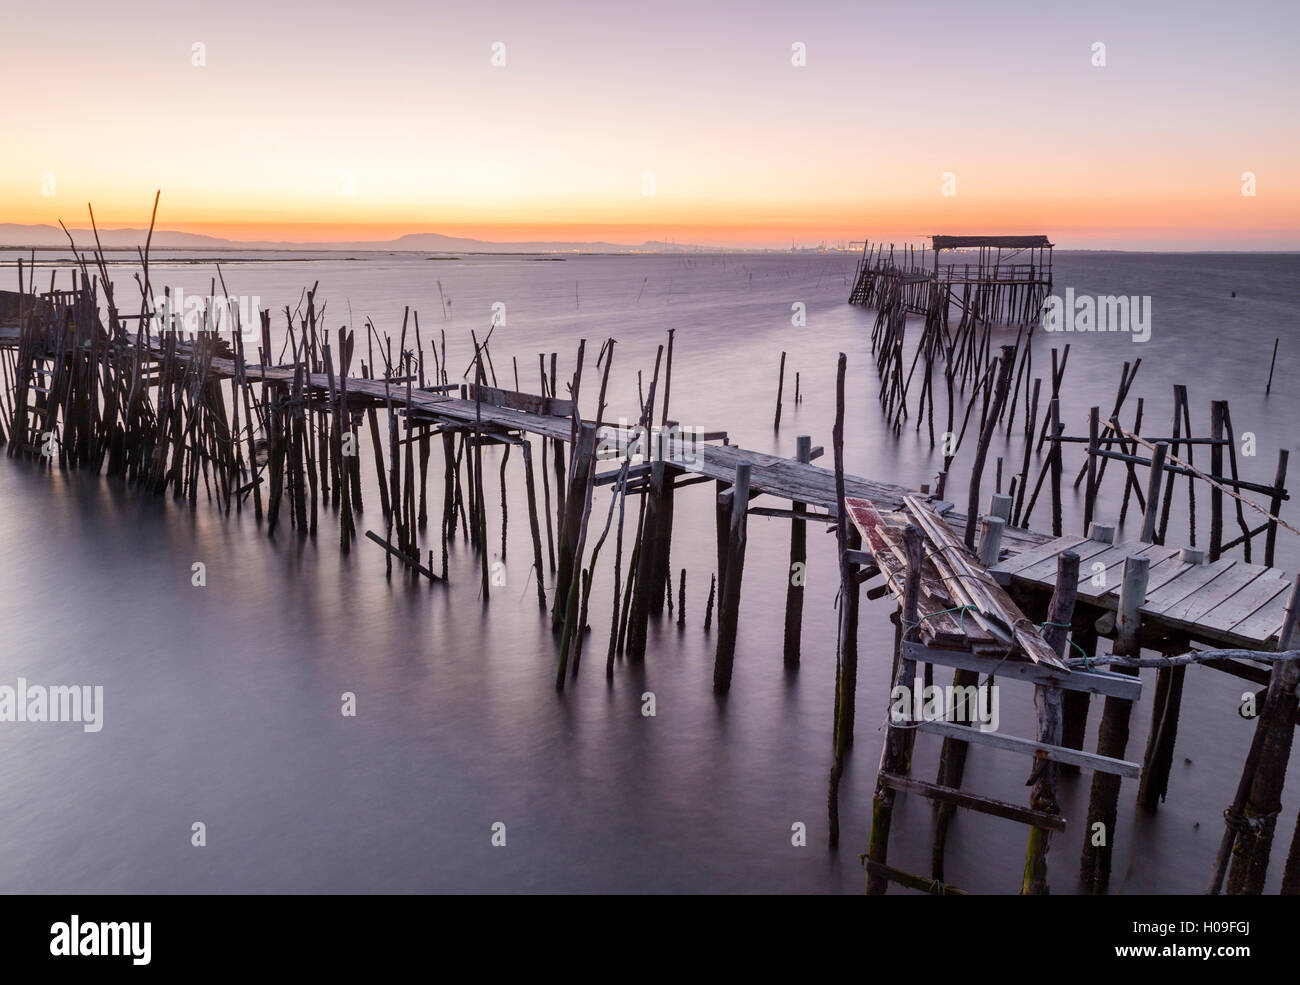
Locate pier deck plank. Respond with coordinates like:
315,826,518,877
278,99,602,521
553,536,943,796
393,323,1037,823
993,531,1292,648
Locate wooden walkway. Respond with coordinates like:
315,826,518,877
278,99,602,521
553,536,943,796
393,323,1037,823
990,531,1294,649
194,347,1050,552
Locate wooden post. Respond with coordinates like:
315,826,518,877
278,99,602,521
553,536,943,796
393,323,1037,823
1210,402,1225,560
1060,609,1099,775
867,523,924,893
554,424,598,630
774,351,786,429
1139,442,1168,544
1137,659,1185,813
1050,397,1063,537
556,423,599,687
1084,405,1099,534
1224,575,1300,894
647,458,675,618
828,387,859,844
977,515,1004,567
1265,448,1289,568
783,435,812,667
1023,550,1079,894
521,439,547,610
963,346,1016,549
989,492,1013,522
1079,554,1148,894
712,461,751,692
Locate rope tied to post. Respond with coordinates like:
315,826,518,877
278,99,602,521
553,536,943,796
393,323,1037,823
1040,619,1093,668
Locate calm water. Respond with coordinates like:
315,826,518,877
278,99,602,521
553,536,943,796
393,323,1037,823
0,250,1297,893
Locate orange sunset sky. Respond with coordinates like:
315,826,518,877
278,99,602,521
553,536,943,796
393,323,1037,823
3,0,1298,249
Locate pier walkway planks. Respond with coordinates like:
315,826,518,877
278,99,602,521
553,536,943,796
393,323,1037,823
185,345,1051,554
990,533,1293,650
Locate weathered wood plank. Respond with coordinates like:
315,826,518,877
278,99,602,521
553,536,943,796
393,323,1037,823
1017,536,1110,584
1077,543,1178,603
913,719,1142,777
1201,573,1291,634
990,535,1088,582
1229,587,1295,643
878,772,1067,832
1139,558,1237,615
904,641,1141,700
1164,565,1270,626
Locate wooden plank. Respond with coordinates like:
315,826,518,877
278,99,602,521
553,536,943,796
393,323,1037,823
912,719,1143,777
989,535,1087,583
1140,558,1237,615
847,498,974,645
878,772,1066,832
903,496,1062,666
1016,536,1111,584
1162,565,1270,627
862,859,969,895
1077,543,1178,603
904,641,1141,700
1229,586,1295,644
1125,555,1193,599
1201,572,1291,634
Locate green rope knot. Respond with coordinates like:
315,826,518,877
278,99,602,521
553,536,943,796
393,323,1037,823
1040,619,1092,668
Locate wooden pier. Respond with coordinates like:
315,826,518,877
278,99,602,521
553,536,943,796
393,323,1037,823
2,212,1297,897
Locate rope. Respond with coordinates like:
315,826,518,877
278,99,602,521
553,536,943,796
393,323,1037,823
1222,807,1277,836
1041,619,1093,667
902,604,979,634
1109,419,1300,539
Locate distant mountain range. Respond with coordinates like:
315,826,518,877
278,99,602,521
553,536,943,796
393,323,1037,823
0,223,711,254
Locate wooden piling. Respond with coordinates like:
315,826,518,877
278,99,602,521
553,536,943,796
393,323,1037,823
1023,550,1079,894
774,351,786,429
712,461,751,692
1223,575,1300,894
866,523,924,892
1079,554,1148,894
783,435,812,667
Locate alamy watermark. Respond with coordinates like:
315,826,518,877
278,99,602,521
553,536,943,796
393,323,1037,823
596,419,706,472
889,676,1000,733
149,288,261,338
0,678,103,733
50,915,150,965
1041,288,1152,343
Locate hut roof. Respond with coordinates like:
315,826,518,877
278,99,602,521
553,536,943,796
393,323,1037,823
931,236,1052,250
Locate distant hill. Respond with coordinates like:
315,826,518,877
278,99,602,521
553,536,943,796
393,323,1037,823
0,223,703,254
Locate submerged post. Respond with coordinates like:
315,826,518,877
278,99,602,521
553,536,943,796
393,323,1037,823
783,435,812,667
712,461,751,692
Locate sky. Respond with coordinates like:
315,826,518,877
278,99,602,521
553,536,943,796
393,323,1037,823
2,0,1298,249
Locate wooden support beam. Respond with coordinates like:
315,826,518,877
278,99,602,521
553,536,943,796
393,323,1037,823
363,530,442,581
879,772,1066,832
904,639,1138,701
863,859,968,895
914,720,1141,778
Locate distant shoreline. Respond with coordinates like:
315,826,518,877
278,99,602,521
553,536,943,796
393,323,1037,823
2,246,1298,261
